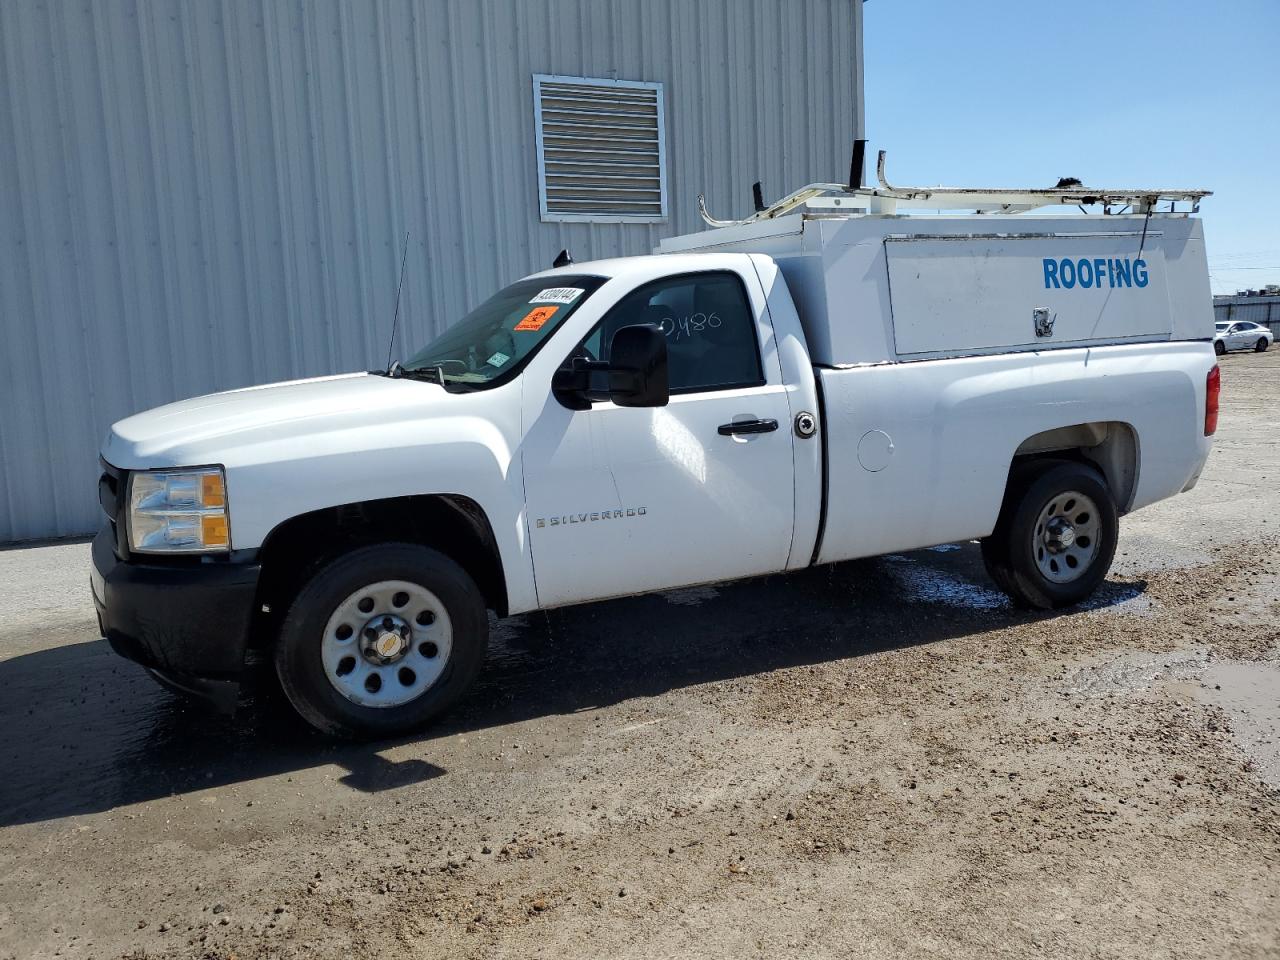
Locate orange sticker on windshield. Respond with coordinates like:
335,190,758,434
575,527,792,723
514,305,558,331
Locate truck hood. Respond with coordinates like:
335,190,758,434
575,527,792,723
102,372,460,468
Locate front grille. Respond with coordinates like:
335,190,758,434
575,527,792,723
99,459,127,552
98,468,119,522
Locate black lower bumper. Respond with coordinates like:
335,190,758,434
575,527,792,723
91,527,261,698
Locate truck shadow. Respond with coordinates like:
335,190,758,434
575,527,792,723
0,544,1147,828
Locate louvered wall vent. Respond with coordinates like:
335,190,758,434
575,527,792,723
533,74,667,223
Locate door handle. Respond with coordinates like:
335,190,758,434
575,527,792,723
718,418,779,436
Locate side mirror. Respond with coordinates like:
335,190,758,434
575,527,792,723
608,324,669,408
551,360,594,411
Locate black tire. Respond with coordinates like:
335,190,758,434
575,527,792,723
274,542,488,739
983,459,1118,610
980,459,1043,609
1214,340,1226,355
980,536,1022,608
1256,338,1269,353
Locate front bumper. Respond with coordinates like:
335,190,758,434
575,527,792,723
91,526,261,703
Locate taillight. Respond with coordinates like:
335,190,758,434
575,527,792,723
1205,365,1220,436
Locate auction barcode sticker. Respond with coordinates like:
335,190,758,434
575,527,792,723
530,287,584,305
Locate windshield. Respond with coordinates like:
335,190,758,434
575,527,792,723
404,275,606,389
1215,323,1229,331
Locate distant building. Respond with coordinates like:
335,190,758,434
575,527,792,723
1214,292,1280,335
0,0,865,542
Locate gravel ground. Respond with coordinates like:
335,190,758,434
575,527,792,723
1,350,1277,960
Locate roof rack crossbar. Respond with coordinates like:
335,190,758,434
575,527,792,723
697,150,1210,227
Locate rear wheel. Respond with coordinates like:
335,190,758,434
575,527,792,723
981,460,1118,609
1256,338,1270,353
274,543,487,738
1214,340,1227,355
980,536,1020,604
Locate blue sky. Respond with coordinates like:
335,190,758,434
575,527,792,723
863,0,1280,294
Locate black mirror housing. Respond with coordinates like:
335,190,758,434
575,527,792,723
607,324,669,407
551,361,593,410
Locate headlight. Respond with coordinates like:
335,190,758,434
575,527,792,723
127,467,230,554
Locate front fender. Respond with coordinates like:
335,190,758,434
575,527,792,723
222,415,535,615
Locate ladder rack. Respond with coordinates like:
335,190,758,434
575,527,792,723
698,150,1211,227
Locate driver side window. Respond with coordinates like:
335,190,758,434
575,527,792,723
585,271,764,395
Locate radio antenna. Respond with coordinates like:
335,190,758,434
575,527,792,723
385,231,411,372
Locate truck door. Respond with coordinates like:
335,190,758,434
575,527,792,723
521,267,795,608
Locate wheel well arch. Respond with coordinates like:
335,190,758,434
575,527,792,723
1009,421,1139,514
252,495,508,643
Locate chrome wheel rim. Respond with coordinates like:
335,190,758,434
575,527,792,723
1033,490,1101,584
321,580,453,708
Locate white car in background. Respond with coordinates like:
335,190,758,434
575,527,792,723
1214,320,1273,354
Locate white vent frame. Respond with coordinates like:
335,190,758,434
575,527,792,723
532,74,668,224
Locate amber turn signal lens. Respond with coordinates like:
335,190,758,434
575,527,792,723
202,514,229,547
201,472,226,508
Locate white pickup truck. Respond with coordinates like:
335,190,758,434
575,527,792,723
92,168,1220,737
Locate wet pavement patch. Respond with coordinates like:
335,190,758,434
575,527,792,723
1062,645,1280,792
1197,657,1280,791
1062,648,1210,699
883,553,1011,610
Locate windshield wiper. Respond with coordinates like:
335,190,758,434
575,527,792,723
390,363,449,386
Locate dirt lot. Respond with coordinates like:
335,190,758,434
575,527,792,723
1,350,1278,960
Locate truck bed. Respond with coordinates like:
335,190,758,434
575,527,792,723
812,340,1215,563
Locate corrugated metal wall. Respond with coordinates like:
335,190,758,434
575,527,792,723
0,0,861,542
1214,296,1280,336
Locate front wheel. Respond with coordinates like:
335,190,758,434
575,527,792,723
981,460,1119,610
274,543,488,738
1214,340,1227,355
1256,338,1270,353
